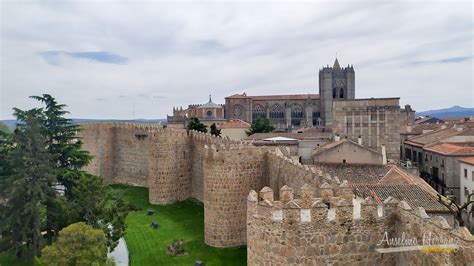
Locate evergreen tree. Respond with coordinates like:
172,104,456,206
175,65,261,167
0,109,54,257
29,94,92,196
7,94,126,250
246,118,275,136
187,117,207,133
210,123,221,137
68,173,127,250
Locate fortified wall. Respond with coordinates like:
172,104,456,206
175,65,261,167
79,123,295,247
79,123,473,265
247,185,474,265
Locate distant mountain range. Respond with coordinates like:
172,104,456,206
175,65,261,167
416,106,474,119
0,118,167,130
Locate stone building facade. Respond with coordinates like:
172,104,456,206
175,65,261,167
332,98,402,161
167,96,226,128
79,122,473,265
224,58,355,129
402,125,474,203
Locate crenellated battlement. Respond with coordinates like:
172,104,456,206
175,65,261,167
248,184,385,226
189,129,255,148
247,185,474,265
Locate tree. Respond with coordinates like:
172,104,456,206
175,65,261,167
0,122,11,134
187,117,207,133
36,222,109,266
210,123,221,137
22,95,127,248
29,94,92,198
438,193,474,227
0,109,54,257
3,94,126,252
246,118,275,136
68,174,128,250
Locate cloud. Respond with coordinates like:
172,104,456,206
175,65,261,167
406,56,472,67
1,1,472,120
40,51,129,65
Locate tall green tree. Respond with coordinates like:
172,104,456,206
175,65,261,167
246,118,275,136
210,123,221,137
29,94,92,196
187,117,207,133
28,94,126,249
0,109,54,257
4,94,126,251
36,222,111,266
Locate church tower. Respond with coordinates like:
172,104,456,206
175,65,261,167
319,58,355,126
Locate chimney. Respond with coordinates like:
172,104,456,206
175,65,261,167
334,134,340,141
381,145,387,165
358,135,362,145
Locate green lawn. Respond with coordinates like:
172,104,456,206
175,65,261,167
0,251,32,266
109,185,247,266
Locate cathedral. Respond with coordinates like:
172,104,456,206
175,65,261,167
224,58,355,128
167,58,414,160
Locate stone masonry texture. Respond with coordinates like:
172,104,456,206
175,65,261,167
79,122,473,265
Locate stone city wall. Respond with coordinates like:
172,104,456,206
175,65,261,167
393,201,474,265
148,129,192,204
266,150,324,197
247,184,474,266
247,184,396,265
203,143,267,247
78,122,168,187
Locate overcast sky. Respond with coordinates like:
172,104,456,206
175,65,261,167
1,0,473,120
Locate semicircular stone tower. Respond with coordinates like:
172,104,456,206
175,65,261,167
203,145,266,247
148,130,191,204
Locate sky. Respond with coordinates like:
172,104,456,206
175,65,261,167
1,0,473,120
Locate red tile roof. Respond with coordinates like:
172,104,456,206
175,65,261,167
219,119,251,129
424,143,474,156
251,94,320,100
459,157,474,165
405,127,464,147
226,93,319,100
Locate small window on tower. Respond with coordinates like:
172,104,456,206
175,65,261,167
339,88,344,98
333,88,337,99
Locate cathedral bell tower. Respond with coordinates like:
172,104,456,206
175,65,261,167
319,58,355,126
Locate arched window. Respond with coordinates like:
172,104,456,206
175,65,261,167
339,88,344,99
269,104,285,119
312,112,321,126
332,88,337,99
291,104,303,118
252,104,266,119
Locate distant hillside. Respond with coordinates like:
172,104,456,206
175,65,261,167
416,106,474,119
0,118,167,130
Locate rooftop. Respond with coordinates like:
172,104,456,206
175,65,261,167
459,157,474,165
312,138,381,156
218,119,251,129
312,163,448,213
425,143,474,156
226,93,320,100
405,126,465,147
352,184,447,213
246,131,332,141
197,95,223,109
